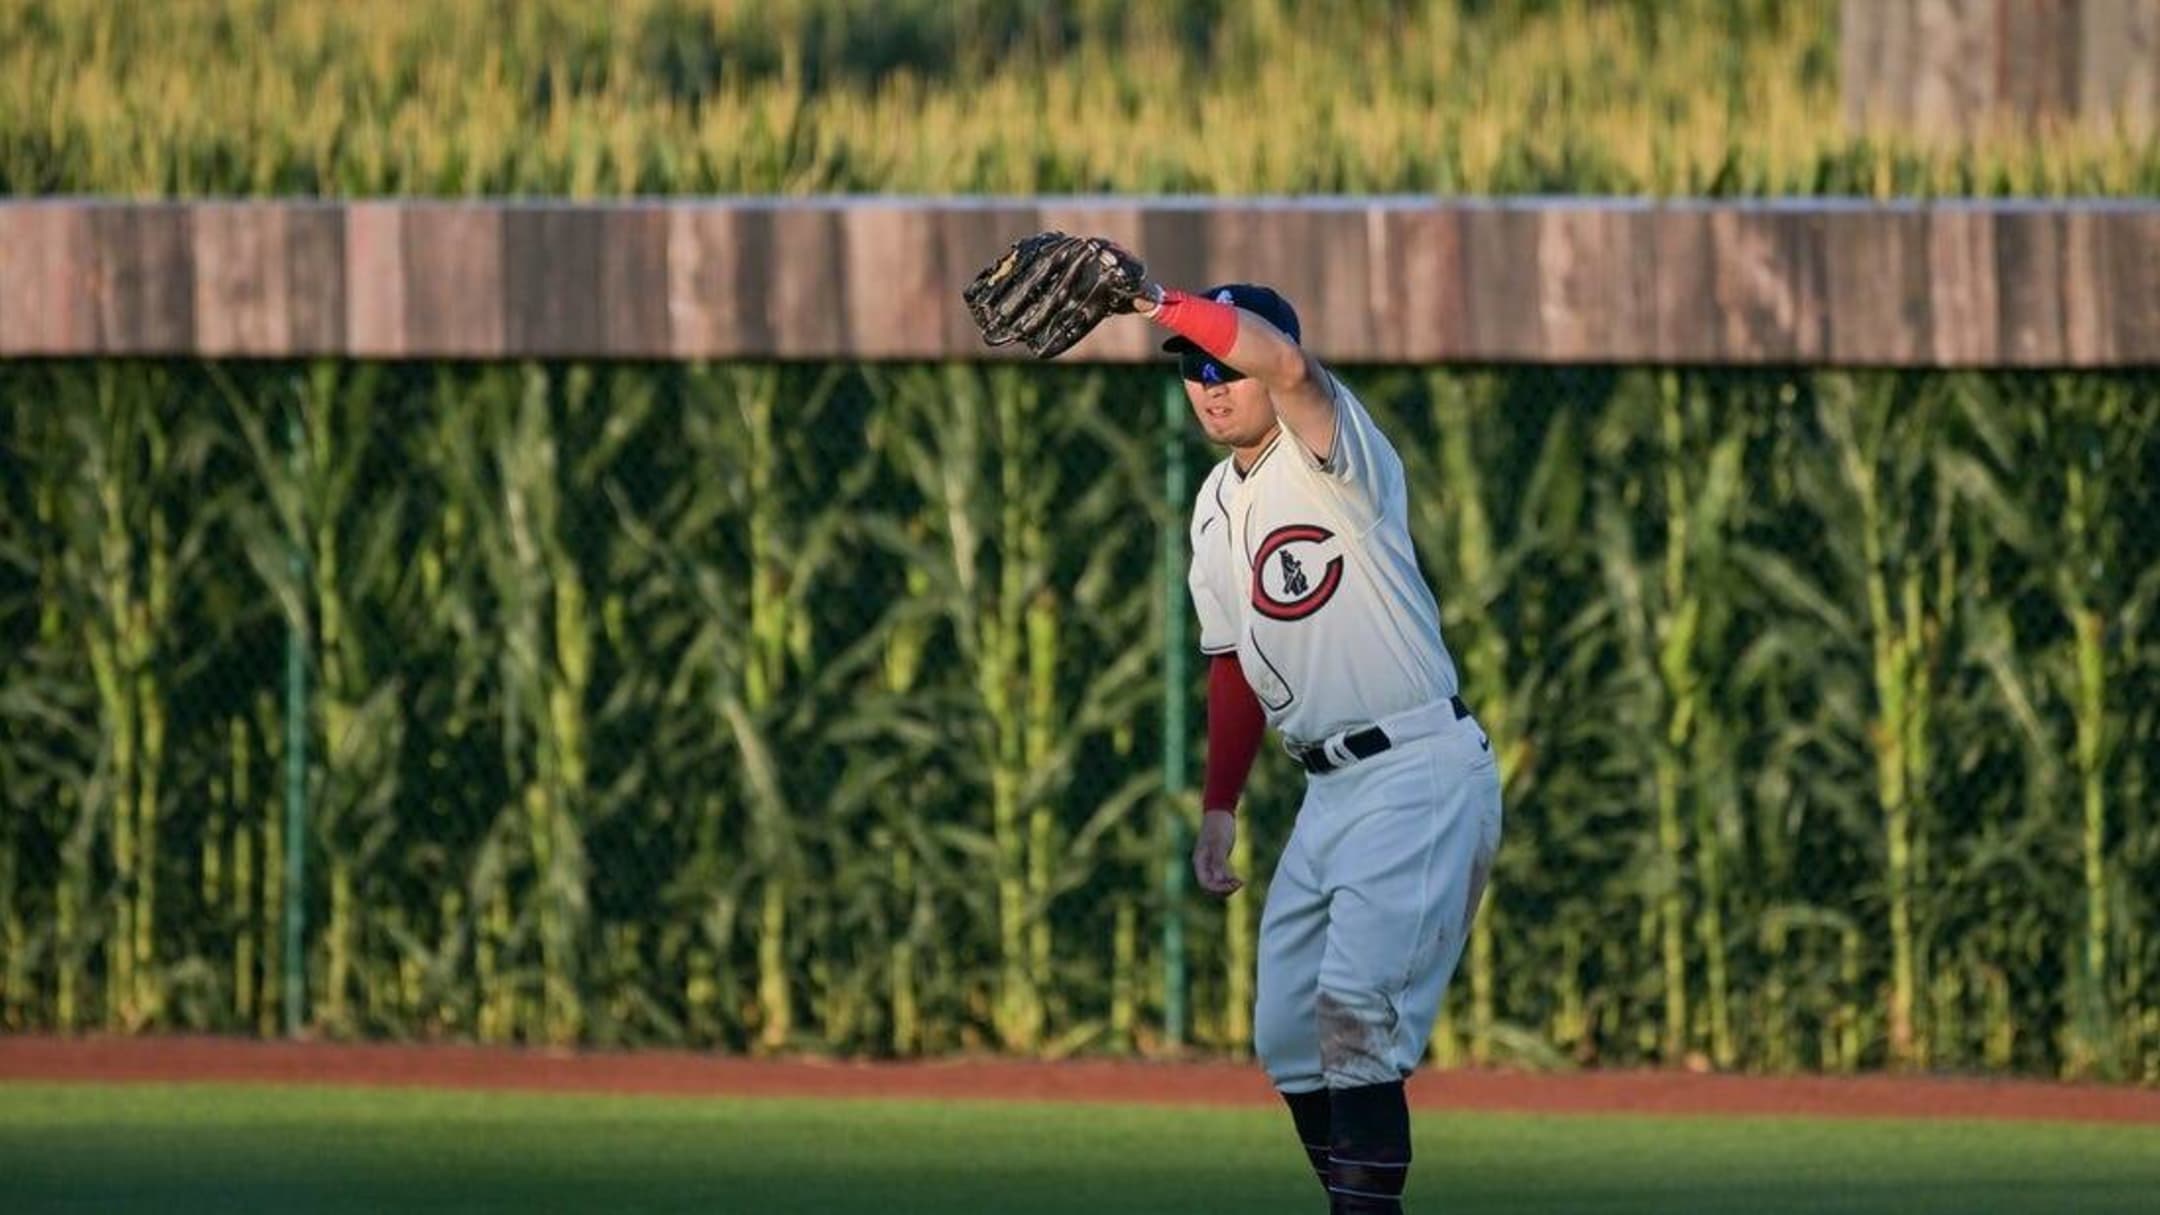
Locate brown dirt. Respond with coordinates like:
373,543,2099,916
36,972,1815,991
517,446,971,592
2,1035,2156,1126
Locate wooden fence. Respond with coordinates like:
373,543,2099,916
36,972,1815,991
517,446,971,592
1843,0,2159,139
2,198,2156,366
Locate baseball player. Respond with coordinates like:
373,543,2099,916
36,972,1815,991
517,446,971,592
1158,280,1503,1214
962,236,1502,1214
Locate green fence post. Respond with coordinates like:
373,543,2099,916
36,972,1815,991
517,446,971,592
1161,378,1189,1050
282,406,308,1038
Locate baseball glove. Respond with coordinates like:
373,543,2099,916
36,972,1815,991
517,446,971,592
962,231,1148,359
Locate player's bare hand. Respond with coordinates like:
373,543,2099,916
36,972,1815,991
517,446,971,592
1193,809,1244,897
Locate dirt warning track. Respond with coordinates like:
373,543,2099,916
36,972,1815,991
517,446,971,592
3,1035,2157,1126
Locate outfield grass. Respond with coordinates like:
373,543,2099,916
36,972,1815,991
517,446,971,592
2,1083,2156,1214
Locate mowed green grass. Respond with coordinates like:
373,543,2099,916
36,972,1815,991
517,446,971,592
2,1083,2157,1215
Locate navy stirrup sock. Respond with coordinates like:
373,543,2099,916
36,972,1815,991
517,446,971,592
1282,1088,1334,1195
1328,1080,1411,1213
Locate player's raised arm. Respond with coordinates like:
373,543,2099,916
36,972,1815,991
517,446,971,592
1136,283,1338,463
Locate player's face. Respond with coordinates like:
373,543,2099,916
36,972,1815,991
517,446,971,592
1185,375,1278,449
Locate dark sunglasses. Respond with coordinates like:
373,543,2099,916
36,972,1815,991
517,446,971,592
1179,350,1247,386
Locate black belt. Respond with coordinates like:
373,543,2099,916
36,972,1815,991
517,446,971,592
1290,695,1469,775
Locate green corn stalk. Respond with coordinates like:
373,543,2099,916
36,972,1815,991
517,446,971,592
989,372,1043,1052
1930,956,1963,1067
1634,901,1660,1059
201,794,221,923
1549,930,1587,1063
1651,378,1697,1067
1025,583,1059,1029
1983,961,2015,1071
1840,918,1868,1072
889,844,919,1057
55,831,83,1031
2072,597,2108,1050
1818,377,1948,1070
258,690,284,1038
1762,904,1860,1072
1657,375,1745,1069
2057,383,2129,1077
230,717,254,1025
883,560,933,1057
133,483,169,1030
1110,896,1138,1054
1691,719,1736,1069
327,859,355,1031
476,877,511,1043
1763,918,1792,1072
80,380,143,1029
47,366,198,1031
505,367,594,1047
741,368,793,1054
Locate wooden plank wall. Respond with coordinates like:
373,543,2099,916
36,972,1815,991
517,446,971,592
1844,0,2159,138
1,198,2156,366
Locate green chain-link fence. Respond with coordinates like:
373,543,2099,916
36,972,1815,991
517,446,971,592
2,362,2156,1080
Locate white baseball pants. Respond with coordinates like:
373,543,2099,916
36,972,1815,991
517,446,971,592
1253,698,1505,1092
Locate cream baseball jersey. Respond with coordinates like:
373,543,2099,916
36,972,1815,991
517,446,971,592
1187,372,1461,745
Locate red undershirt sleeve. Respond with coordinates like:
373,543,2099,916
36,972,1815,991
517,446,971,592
1148,288,1241,361
1202,653,1266,815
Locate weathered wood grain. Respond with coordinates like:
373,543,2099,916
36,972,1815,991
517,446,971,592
344,202,406,357
1926,206,1999,365
1650,206,1718,363
401,204,505,357
1458,203,1545,361
3,198,2156,365
1826,206,1932,365
502,204,604,356
2107,207,2160,357
193,202,291,356
1846,0,2159,138
0,204,95,355
1993,208,2066,365
1382,203,1468,358
285,204,346,354
601,205,672,358
1709,206,1825,363
842,202,948,359
89,202,194,353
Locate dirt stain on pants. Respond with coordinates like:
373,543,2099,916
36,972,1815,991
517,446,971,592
1316,989,1397,1085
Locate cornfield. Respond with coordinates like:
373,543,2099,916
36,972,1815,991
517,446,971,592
2,362,2155,1081
6,0,2159,198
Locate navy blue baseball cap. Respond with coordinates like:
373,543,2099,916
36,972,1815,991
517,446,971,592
1164,284,1301,384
